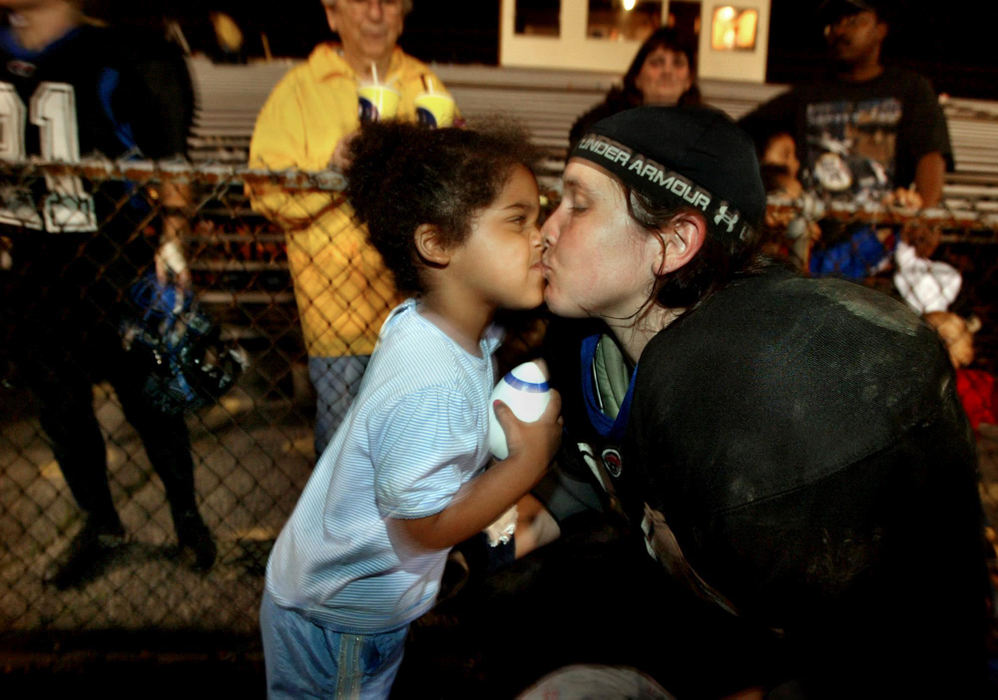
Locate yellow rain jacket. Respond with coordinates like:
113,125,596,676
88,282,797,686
248,44,455,357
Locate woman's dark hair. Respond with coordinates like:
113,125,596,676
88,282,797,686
345,120,539,295
568,28,701,152
620,27,702,108
623,185,765,312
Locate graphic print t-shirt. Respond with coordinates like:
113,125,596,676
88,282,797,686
738,67,952,206
804,95,903,205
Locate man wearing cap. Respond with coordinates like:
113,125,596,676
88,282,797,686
248,0,457,456
496,105,989,697
739,0,951,211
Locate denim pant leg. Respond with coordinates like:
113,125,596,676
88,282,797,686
260,589,409,699
309,355,370,457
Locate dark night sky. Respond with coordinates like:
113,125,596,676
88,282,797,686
93,0,997,100
763,0,998,99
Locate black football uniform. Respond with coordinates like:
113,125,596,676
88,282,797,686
538,266,989,696
524,314,788,697
0,21,207,550
0,22,192,314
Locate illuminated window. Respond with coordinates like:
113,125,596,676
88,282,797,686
586,0,663,42
710,5,758,51
515,0,561,36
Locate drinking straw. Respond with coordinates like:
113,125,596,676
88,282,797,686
371,61,378,84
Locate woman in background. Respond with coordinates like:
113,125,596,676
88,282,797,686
568,26,701,150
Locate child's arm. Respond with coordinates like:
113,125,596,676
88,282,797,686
393,391,562,551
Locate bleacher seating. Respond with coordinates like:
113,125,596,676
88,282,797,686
185,56,998,207
183,56,998,363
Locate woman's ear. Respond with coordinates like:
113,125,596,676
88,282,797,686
654,213,706,276
414,223,451,266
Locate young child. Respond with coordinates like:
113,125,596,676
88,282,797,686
755,129,898,281
259,121,562,698
756,131,822,271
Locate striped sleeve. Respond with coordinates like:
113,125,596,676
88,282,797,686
371,385,481,519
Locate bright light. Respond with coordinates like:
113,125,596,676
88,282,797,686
716,6,736,21
711,7,758,51
622,0,637,11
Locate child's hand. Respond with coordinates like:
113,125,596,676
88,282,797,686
492,388,562,471
764,206,795,230
883,185,923,210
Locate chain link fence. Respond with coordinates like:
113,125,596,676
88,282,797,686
0,161,321,641
762,195,998,375
1,158,996,648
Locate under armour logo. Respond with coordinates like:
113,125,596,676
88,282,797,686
713,204,740,234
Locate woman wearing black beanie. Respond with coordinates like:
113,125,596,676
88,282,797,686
531,105,990,698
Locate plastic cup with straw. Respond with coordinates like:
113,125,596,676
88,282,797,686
415,74,455,128
357,60,399,122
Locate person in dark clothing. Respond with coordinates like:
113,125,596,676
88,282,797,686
739,0,952,286
568,26,701,153
532,105,990,697
739,0,950,211
0,0,215,588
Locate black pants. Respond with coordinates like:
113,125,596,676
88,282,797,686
4,232,199,530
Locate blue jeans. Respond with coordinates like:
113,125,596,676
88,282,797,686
260,589,409,699
309,355,371,457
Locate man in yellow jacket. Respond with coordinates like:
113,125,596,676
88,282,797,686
249,0,456,455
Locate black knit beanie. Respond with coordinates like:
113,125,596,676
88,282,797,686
570,106,766,242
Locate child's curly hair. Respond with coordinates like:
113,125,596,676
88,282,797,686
345,119,540,295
